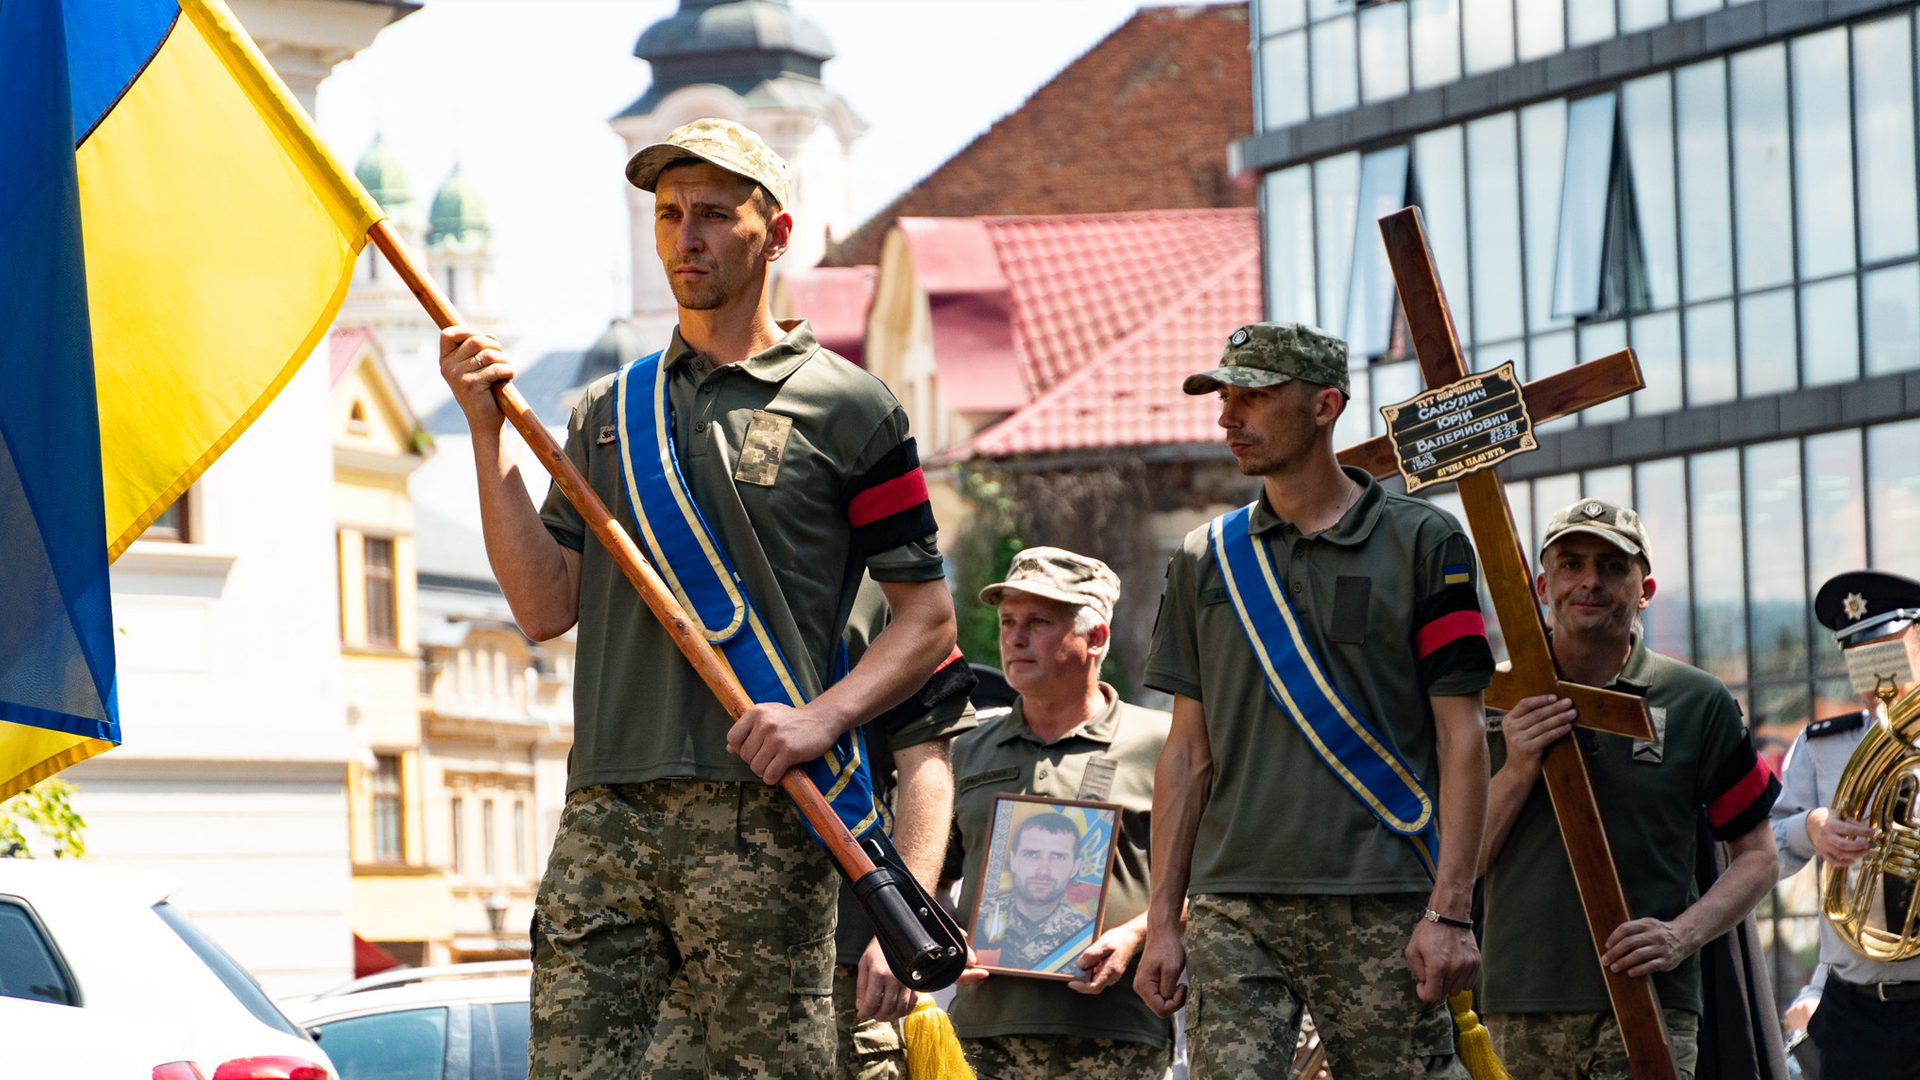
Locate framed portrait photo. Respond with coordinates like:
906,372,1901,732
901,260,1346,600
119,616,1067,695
968,792,1121,980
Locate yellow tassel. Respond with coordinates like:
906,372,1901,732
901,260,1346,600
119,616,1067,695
1449,990,1511,1080
900,994,976,1080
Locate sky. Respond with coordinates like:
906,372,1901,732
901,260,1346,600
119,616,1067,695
316,0,1155,364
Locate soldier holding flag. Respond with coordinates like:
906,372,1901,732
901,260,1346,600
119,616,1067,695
439,119,955,1078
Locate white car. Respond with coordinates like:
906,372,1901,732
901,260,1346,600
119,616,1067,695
0,859,336,1080
285,962,530,1080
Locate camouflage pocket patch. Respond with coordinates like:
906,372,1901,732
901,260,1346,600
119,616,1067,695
734,410,793,487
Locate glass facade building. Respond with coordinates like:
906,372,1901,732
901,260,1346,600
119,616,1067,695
1243,0,1920,1008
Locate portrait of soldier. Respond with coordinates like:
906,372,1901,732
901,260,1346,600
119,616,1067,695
976,810,1097,972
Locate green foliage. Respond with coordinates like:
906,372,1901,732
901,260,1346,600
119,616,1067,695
947,467,1023,673
1,779,88,859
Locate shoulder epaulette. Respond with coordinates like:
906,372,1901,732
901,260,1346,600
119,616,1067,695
1807,711,1869,739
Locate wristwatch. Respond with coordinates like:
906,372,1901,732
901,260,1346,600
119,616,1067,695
1421,908,1474,930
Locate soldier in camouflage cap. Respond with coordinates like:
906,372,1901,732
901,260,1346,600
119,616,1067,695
626,117,795,209
1182,321,1351,396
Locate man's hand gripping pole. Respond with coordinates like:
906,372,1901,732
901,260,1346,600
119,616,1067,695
369,220,968,992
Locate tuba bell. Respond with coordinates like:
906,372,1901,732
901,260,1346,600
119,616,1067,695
1821,680,1920,962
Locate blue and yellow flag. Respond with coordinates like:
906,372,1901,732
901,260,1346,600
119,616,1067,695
0,0,384,798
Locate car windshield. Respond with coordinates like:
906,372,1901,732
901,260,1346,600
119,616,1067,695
152,901,306,1038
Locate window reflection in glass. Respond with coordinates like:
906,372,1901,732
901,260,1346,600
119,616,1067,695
1730,46,1794,291
1553,94,1618,320
1790,29,1855,281
1260,32,1310,130
1467,115,1523,344
1673,0,1721,15
1414,126,1472,345
1804,430,1864,680
1852,15,1919,263
1308,0,1345,19
1800,277,1859,387
1691,449,1747,687
1359,2,1410,102
1264,166,1318,323
1311,15,1359,116
1583,466,1633,508
1410,0,1462,88
1684,300,1738,406
1676,60,1734,301
1336,356,1374,447
1739,288,1797,396
1863,263,1920,375
1516,0,1563,62
1348,146,1411,356
1372,358,1423,418
1636,457,1693,664
1580,321,1631,423
1520,101,1570,333
1532,474,1582,548
1259,0,1306,35
1462,0,1513,74
1621,0,1670,33
1530,331,1576,433
317,1008,450,1080
1622,74,1679,309
1745,440,1806,695
1314,152,1360,333
1868,419,1920,572
1630,311,1682,414
1568,0,1616,47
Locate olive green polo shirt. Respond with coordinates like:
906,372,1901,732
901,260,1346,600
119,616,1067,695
540,322,944,791
834,581,977,965
1143,469,1493,894
1482,637,1777,1016
941,687,1172,1048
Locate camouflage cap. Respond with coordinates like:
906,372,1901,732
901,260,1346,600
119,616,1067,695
979,546,1121,624
624,117,794,210
1182,322,1350,396
1541,497,1652,568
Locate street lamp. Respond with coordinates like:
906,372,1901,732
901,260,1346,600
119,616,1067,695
484,892,509,938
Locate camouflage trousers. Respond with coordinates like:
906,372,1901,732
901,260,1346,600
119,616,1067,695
959,1033,1173,1079
833,963,907,1080
1185,892,1466,1080
642,959,904,1078
1484,1009,1700,1080
528,780,837,1079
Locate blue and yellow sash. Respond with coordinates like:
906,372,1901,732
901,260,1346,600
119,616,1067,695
615,350,887,844
1210,504,1437,875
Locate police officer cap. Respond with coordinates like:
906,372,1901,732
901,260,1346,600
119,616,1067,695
1814,569,1920,646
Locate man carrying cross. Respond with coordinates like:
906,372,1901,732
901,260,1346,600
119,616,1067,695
1479,498,1781,1079
1136,322,1494,1078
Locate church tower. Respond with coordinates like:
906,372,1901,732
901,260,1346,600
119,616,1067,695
610,0,865,344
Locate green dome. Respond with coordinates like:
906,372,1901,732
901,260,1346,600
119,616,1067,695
354,133,412,209
428,164,490,247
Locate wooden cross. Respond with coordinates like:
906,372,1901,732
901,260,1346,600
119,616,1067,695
1335,207,1676,1080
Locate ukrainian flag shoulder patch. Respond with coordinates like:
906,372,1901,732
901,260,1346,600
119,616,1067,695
1443,564,1473,586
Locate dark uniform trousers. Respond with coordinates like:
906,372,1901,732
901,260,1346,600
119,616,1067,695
1808,974,1920,1079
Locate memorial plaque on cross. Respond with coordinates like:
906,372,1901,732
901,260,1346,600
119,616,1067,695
1334,207,1678,1080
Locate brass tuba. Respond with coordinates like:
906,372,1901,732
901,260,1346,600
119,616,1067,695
1821,681,1920,962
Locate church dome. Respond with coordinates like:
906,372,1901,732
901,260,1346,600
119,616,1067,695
354,133,412,210
427,164,489,248
621,0,836,117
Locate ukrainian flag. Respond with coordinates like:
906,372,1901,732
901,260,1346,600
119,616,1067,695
0,0,384,798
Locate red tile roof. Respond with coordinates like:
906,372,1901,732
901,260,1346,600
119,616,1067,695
899,207,1259,415
777,265,876,365
942,217,1260,461
328,326,376,388
822,4,1253,268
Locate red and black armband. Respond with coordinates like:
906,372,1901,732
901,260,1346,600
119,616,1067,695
845,438,937,558
1704,746,1780,840
1410,583,1493,691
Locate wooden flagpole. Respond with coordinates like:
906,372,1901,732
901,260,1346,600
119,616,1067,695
364,220,878,882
